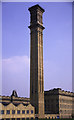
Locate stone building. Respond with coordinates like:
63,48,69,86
1,4,74,119
0,90,30,105
0,102,35,120
44,88,74,119
0,89,74,119
0,91,35,120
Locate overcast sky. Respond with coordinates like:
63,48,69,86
2,2,72,97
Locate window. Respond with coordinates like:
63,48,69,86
7,110,10,114
22,110,25,114
12,119,15,120
17,110,20,114
17,119,20,120
27,110,29,114
26,118,29,120
12,110,15,114
35,117,38,120
22,118,25,120
31,110,33,114
1,110,4,114
57,116,59,119
31,118,33,120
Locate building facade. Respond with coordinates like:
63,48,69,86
0,89,74,119
0,103,35,120
0,90,30,105
0,91,34,120
44,88,74,119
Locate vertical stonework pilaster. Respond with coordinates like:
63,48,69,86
28,4,45,118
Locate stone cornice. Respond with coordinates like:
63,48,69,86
28,4,45,13
28,23,45,30
44,88,74,97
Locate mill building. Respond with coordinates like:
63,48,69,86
0,4,74,119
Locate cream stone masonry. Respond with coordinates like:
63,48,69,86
0,96,30,104
0,103,35,119
28,4,45,118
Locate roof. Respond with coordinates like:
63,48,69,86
0,102,29,107
44,88,74,97
1,102,10,106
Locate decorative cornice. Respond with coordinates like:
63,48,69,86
28,4,45,13
28,23,45,30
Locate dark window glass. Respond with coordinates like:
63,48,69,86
22,110,25,114
17,110,20,114
1,110,4,114
27,110,29,114
22,118,25,120
31,118,33,120
57,116,59,119
17,118,20,120
26,118,29,120
6,119,10,120
12,119,15,120
7,110,10,114
31,110,33,114
12,110,15,114
35,117,38,120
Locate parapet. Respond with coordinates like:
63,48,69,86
44,88,74,97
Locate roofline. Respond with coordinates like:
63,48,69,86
28,4,45,13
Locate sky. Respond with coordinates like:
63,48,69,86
2,2,72,97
